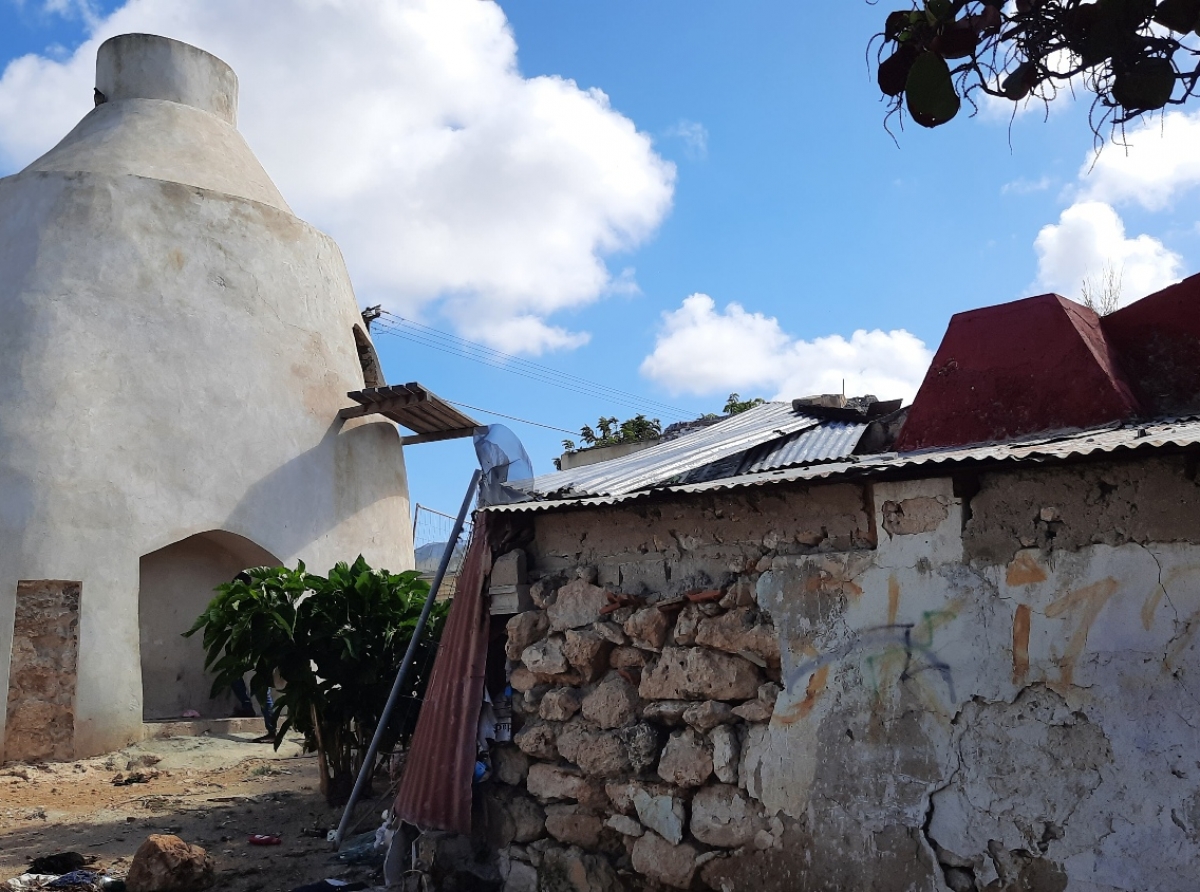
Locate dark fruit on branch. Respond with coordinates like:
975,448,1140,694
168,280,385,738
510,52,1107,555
879,45,919,96
905,51,960,126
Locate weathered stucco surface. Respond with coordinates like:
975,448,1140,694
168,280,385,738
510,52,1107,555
486,453,1200,891
0,35,413,760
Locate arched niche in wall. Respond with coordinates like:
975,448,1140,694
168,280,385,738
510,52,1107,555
353,324,385,388
138,530,279,721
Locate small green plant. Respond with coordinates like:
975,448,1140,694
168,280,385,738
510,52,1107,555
723,393,766,415
185,557,447,805
561,414,662,453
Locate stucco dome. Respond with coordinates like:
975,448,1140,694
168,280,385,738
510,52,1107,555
0,34,410,761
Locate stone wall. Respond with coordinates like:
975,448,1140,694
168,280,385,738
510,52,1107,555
483,453,1200,891
4,580,81,762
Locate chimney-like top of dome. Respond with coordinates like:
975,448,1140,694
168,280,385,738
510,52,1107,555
97,34,238,126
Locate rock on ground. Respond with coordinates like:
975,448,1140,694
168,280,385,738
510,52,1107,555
126,834,215,892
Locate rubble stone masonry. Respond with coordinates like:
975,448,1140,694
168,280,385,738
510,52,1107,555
482,454,1200,891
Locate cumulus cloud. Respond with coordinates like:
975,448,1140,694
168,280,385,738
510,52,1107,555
1077,108,1200,212
0,0,675,354
1032,200,1182,305
640,294,933,403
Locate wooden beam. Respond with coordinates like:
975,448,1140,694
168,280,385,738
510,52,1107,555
399,426,483,446
337,393,426,420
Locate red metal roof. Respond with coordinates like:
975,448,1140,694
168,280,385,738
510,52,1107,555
393,514,492,834
895,293,1141,451
1102,271,1200,417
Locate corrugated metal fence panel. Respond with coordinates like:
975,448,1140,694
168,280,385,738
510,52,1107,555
522,402,818,498
740,421,868,474
394,514,492,834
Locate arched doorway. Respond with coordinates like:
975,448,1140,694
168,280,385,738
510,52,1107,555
138,530,279,721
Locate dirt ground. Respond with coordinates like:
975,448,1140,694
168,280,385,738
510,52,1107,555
0,732,398,892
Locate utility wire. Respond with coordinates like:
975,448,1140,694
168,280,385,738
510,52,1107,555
446,399,578,436
372,317,680,419
371,312,689,421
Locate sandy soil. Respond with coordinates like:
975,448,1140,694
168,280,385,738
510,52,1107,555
0,732,397,892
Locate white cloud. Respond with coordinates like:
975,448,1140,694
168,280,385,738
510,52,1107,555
640,294,933,403
0,0,675,354
664,119,708,159
1078,108,1200,211
1001,175,1053,195
1032,200,1182,304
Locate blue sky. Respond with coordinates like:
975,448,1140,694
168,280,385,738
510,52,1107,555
2,0,1197,517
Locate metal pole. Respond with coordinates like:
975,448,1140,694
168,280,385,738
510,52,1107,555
331,468,482,849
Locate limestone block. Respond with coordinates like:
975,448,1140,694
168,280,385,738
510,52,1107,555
527,763,603,806
710,725,740,784
642,700,691,726
619,721,662,773
593,621,628,645
126,835,215,892
639,647,762,701
657,728,713,788
494,745,532,786
539,688,583,722
605,814,644,837
505,611,548,660
557,724,631,777
544,804,604,848
510,666,539,693
671,603,704,646
690,784,765,848
694,607,781,668
630,832,701,889
632,787,687,844
732,700,773,723
522,636,569,677
539,845,622,892
609,646,649,670
484,789,546,846
581,674,640,729
682,700,735,731
624,607,671,651
547,579,611,631
529,578,559,609
492,549,528,586
513,722,559,760
605,781,637,815
563,630,612,682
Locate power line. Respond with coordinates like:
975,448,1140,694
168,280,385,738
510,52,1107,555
371,312,690,421
446,399,578,436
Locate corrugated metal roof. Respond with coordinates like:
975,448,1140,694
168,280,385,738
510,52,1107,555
394,515,493,834
740,420,868,474
487,417,1200,514
521,402,818,498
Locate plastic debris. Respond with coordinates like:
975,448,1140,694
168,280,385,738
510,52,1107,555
247,835,281,846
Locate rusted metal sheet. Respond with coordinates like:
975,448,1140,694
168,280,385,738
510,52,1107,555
393,514,492,834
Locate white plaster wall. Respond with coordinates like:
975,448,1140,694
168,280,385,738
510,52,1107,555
749,476,1200,890
0,35,414,759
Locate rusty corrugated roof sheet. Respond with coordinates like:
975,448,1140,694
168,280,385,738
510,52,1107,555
393,514,492,834
485,417,1200,514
